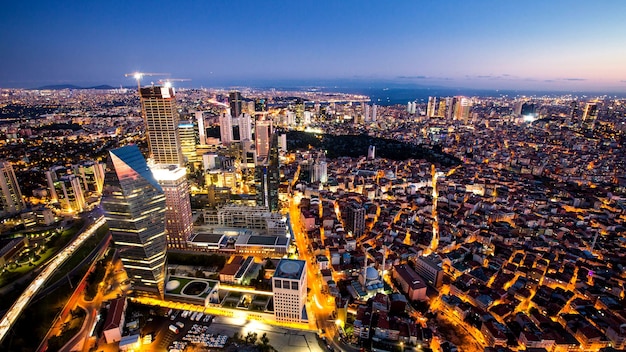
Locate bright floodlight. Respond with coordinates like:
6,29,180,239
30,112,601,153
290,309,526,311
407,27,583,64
164,81,172,88
133,73,143,80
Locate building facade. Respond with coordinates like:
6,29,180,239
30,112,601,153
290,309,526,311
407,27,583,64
140,86,185,166
272,259,307,323
150,164,193,249
102,145,167,299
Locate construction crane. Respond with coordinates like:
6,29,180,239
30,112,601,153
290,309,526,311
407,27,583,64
124,72,170,90
157,78,191,88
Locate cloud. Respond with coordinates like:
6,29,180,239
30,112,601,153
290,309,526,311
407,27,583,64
620,80,626,83
562,78,586,81
396,75,428,79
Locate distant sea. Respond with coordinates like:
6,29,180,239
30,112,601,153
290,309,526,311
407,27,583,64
234,80,626,106
313,87,626,106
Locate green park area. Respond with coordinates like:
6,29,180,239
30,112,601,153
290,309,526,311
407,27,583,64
0,219,85,289
0,222,109,352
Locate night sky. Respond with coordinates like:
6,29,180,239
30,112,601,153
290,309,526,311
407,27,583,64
1,0,625,91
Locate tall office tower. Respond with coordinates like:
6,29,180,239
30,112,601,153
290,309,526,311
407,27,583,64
255,134,280,211
454,97,472,120
255,120,273,158
51,175,86,213
582,102,599,121
438,99,449,118
139,86,185,167
101,145,167,299
0,160,25,218
238,114,253,141
295,98,305,124
364,104,370,122
219,111,233,145
178,121,197,164
344,202,366,237
445,97,456,119
72,161,105,193
569,101,580,121
427,96,438,117
195,111,207,145
371,104,377,122
229,91,243,118
150,164,193,249
272,259,307,323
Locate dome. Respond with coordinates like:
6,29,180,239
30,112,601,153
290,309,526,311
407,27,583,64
166,280,180,291
366,266,379,280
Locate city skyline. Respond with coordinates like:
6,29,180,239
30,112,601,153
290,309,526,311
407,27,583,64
2,0,626,91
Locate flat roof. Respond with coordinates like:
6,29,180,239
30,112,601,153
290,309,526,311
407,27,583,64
273,259,305,280
190,233,226,244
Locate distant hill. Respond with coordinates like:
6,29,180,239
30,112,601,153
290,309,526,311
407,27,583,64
34,84,117,90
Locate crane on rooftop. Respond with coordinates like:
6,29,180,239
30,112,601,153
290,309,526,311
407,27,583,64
124,72,170,91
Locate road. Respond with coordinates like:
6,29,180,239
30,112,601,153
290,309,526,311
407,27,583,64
287,196,350,352
0,216,106,344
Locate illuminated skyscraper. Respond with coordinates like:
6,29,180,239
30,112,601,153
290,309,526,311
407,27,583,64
102,145,167,299
582,102,599,121
139,86,185,166
229,91,243,118
0,160,25,218
195,111,207,145
454,97,472,120
255,133,280,211
178,121,197,164
427,96,438,117
255,120,273,158
150,164,193,249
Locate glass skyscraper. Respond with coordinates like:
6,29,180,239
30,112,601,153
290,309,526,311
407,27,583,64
101,145,167,299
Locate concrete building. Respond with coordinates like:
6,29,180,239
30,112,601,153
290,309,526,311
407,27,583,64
139,85,185,167
272,259,307,323
150,164,193,249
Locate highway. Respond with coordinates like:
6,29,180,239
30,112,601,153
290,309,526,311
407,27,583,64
0,216,106,344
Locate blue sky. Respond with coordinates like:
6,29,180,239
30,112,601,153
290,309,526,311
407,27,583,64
1,0,626,91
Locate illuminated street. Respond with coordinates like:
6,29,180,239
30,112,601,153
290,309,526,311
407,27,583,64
0,217,107,344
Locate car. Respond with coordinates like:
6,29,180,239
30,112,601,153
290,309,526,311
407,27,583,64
176,321,185,329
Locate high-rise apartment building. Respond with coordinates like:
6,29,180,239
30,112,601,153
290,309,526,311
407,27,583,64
345,202,366,237
139,86,185,166
150,164,193,249
101,145,167,299
0,161,25,218
72,161,105,193
272,259,307,323
219,111,233,145
255,133,280,212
